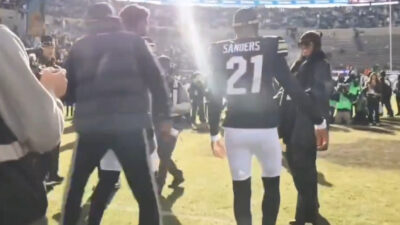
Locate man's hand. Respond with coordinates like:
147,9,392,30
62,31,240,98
211,138,226,159
315,128,329,151
40,67,67,98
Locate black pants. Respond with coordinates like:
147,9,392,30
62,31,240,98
62,130,160,225
156,130,182,193
396,95,400,115
286,145,318,224
191,99,206,124
48,145,61,179
367,96,380,123
88,169,120,225
37,145,60,181
381,96,394,117
0,154,48,225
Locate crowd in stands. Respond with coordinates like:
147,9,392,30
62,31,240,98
145,5,400,29
0,0,24,9
43,0,400,29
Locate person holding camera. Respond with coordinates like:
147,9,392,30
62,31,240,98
334,75,353,125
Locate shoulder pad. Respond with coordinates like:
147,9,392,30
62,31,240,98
276,36,289,56
213,39,234,46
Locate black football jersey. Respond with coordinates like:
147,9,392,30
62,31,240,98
208,36,322,135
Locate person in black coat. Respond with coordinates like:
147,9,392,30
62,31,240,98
62,3,172,225
279,31,333,225
395,75,400,116
379,71,394,117
188,72,207,126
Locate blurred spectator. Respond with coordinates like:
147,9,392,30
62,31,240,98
334,75,353,125
365,73,382,125
26,35,65,186
380,71,394,117
189,72,207,127
350,74,368,124
395,74,400,116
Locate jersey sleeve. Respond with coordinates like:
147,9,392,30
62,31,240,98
208,44,225,137
277,37,289,57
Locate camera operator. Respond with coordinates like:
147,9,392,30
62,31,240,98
350,74,369,125
334,74,354,125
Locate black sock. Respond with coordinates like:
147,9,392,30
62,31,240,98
262,177,281,225
233,178,252,225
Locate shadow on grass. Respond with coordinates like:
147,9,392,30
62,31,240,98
65,116,74,122
60,141,76,152
52,200,91,225
320,138,400,170
329,125,351,133
317,213,331,225
282,155,333,187
379,122,400,132
63,124,75,135
160,187,185,225
350,125,396,135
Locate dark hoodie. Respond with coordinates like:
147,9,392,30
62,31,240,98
64,16,170,134
279,50,334,158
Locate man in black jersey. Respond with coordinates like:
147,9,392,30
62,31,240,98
208,8,328,225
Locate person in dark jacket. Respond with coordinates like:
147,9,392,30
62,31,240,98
61,3,172,225
188,72,207,127
379,71,394,117
86,5,159,225
280,31,334,225
395,75,400,116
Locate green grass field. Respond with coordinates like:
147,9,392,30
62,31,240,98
46,116,400,225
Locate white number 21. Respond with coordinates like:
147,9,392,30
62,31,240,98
226,55,263,95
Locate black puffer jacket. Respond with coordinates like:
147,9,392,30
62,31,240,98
279,51,334,147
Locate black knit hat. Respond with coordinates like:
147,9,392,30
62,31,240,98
299,31,323,50
233,8,259,27
86,3,117,21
